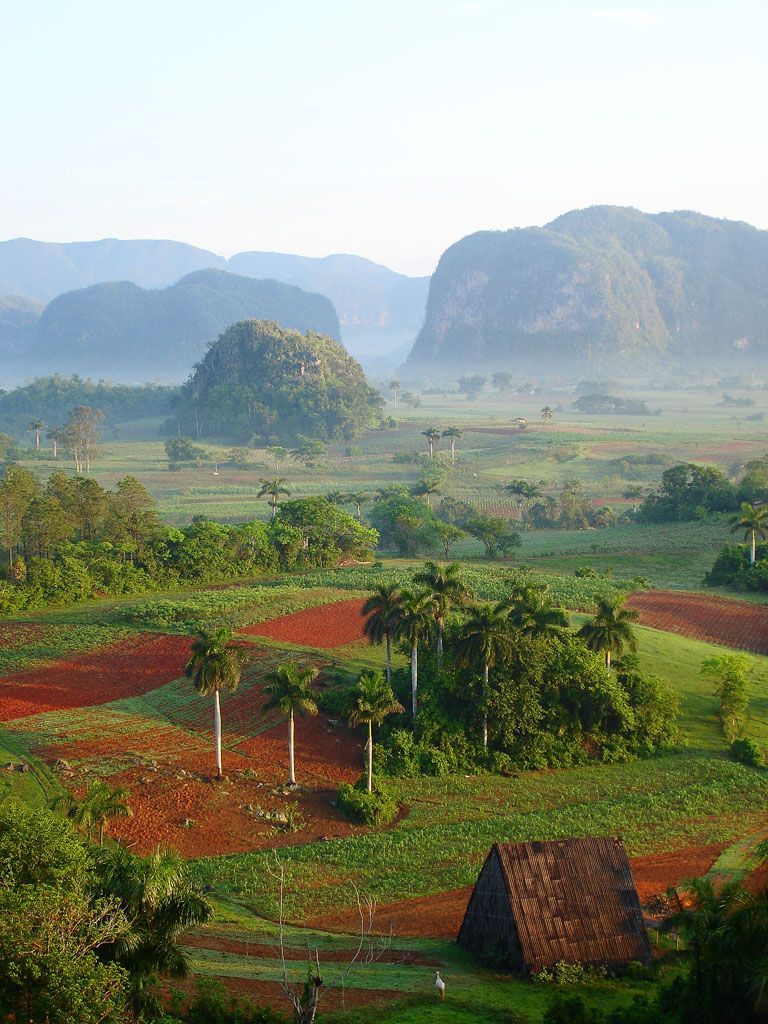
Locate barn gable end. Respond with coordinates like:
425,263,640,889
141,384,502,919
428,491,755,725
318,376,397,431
458,836,651,976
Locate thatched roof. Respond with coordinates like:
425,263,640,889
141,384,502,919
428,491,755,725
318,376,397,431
458,836,651,974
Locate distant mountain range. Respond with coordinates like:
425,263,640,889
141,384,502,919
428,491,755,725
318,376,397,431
3,270,340,380
0,238,429,374
407,206,768,374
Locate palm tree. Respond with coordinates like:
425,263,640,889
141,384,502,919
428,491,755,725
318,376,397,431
540,406,553,422
411,475,442,508
456,602,512,748
395,588,434,725
442,426,463,465
53,779,132,844
348,671,403,793
622,485,645,512
362,584,402,682
263,662,319,786
46,426,61,458
412,560,473,670
422,427,441,459
730,501,768,564
347,490,368,519
389,378,401,407
94,844,211,1017
185,628,244,778
578,594,639,668
325,489,346,505
27,419,45,450
258,477,290,519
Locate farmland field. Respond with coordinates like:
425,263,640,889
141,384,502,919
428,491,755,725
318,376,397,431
4,381,768,1021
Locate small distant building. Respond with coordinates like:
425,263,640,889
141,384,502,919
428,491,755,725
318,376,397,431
457,837,651,976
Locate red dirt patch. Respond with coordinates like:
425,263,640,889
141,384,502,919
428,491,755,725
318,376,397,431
164,976,403,1014
183,934,438,966
241,599,367,649
308,887,473,941
0,633,192,721
626,590,768,654
629,844,727,903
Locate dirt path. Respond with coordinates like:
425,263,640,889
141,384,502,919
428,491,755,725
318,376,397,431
626,590,768,654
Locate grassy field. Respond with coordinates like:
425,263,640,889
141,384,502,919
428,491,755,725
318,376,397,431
4,382,768,1019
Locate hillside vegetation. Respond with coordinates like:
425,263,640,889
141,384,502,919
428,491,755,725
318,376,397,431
179,319,382,443
408,206,768,374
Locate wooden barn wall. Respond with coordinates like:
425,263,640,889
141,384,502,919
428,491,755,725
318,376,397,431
457,850,524,972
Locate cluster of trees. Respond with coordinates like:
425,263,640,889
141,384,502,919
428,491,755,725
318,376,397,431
706,502,768,592
369,490,521,558
508,478,618,530
356,565,677,775
573,394,650,416
176,320,382,444
640,459,768,522
0,801,211,1023
0,472,376,614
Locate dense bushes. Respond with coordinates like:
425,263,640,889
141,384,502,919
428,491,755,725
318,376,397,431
705,542,768,591
0,467,376,614
640,458,768,524
376,634,678,776
337,782,398,826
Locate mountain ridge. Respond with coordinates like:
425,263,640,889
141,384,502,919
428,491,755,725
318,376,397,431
4,269,340,382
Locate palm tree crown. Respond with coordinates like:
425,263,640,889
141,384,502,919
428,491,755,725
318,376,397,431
412,560,473,666
577,594,639,668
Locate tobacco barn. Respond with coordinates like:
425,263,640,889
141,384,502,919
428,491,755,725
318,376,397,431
457,836,651,975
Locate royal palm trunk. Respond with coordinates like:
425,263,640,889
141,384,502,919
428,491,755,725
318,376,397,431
214,688,223,777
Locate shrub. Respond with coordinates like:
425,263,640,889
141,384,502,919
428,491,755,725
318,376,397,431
543,992,604,1024
730,737,765,768
337,783,397,826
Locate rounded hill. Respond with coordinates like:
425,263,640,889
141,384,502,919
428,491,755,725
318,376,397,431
179,319,382,443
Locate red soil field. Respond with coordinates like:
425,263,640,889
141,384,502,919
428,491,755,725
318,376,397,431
629,843,726,904
165,976,402,1014
241,598,367,648
626,590,768,654
0,633,191,721
32,670,363,856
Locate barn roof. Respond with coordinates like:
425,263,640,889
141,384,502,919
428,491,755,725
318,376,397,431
461,836,650,972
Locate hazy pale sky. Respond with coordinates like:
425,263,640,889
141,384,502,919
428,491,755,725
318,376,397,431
1,0,766,275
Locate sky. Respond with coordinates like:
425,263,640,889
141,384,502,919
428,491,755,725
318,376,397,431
1,0,766,275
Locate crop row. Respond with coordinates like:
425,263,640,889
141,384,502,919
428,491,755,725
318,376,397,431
110,586,355,631
0,622,136,675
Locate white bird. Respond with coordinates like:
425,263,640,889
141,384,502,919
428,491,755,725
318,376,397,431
435,971,445,999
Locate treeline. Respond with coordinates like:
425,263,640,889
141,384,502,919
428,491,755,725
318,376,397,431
0,375,178,438
639,458,768,522
0,469,376,614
